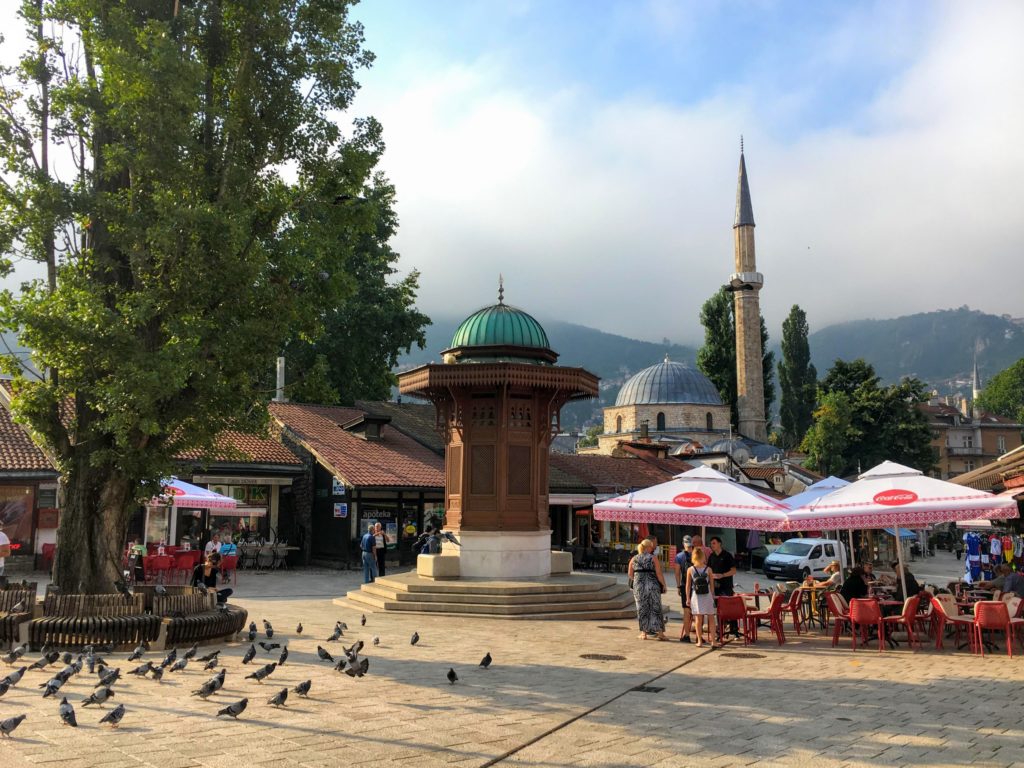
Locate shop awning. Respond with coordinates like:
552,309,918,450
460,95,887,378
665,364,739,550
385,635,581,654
150,477,238,510
209,506,267,518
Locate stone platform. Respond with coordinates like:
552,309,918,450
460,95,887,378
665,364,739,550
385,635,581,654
342,571,636,620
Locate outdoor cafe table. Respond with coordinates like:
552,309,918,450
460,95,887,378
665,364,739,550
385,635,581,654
797,585,829,630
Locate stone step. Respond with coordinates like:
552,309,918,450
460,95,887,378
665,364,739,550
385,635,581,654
341,591,636,621
358,581,630,606
372,573,619,596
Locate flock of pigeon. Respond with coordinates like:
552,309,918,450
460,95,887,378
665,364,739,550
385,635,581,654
0,612,492,739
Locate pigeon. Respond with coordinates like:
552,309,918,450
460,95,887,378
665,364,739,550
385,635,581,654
242,645,256,665
192,669,225,698
258,641,280,652
326,626,343,642
154,584,168,597
0,714,26,738
8,599,26,613
263,619,274,639
372,636,380,646
126,644,145,662
150,666,164,683
0,681,9,698
337,621,348,630
295,623,303,635
203,657,219,671
333,658,347,672
183,643,198,661
354,639,364,653
197,650,219,663
268,687,288,707
169,658,188,673
160,648,177,668
1,644,26,664
316,646,334,662
480,652,492,669
99,703,126,728
292,680,311,697
98,668,121,687
247,622,257,643
81,687,115,707
1,666,27,687
86,652,96,674
245,662,276,683
113,580,133,600
94,643,115,655
40,643,53,656
217,698,248,718
61,651,73,665
130,662,155,677
411,632,419,646
29,651,60,670
360,614,366,626
278,647,288,666
54,665,76,684
447,668,458,685
59,697,77,727
344,657,370,678
40,677,63,698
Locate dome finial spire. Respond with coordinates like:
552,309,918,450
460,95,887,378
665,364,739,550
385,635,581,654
740,134,744,155
498,274,504,305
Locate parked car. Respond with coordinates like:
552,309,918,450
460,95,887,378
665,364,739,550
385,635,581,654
762,538,848,580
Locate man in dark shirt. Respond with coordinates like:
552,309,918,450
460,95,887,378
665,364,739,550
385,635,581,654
709,537,738,638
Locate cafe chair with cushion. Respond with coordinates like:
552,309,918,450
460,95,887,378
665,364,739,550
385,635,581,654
220,554,239,586
849,598,885,653
717,596,750,646
145,555,173,585
779,587,805,635
882,595,922,651
825,591,852,648
973,600,1024,658
929,595,975,651
746,591,786,645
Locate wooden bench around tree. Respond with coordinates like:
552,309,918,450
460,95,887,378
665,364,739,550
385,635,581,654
29,593,161,649
153,592,248,648
0,588,35,645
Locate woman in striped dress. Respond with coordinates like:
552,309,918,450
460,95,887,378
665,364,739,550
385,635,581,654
628,539,668,640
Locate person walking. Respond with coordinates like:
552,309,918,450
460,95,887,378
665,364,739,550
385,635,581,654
373,522,389,578
628,539,667,640
708,536,739,638
673,535,694,642
686,547,719,648
360,524,378,584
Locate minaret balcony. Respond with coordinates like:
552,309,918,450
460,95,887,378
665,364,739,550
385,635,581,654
727,271,763,291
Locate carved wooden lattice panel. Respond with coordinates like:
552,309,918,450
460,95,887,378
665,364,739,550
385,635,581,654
470,445,495,495
507,444,532,495
448,445,462,490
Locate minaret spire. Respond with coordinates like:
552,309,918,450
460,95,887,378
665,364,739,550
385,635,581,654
498,274,504,305
734,140,755,228
972,348,982,403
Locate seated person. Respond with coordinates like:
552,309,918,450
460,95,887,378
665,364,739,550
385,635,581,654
219,538,237,556
976,564,1012,592
204,533,222,556
891,561,922,602
805,560,842,589
839,566,869,603
1002,569,1024,598
192,551,233,604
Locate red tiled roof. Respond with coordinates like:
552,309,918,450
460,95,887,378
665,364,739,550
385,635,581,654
743,465,786,480
270,402,444,488
550,454,678,494
0,404,57,473
175,430,303,466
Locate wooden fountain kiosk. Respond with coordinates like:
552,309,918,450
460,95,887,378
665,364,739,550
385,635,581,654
345,289,635,618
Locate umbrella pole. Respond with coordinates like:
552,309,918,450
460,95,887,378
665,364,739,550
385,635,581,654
895,530,908,601
848,529,855,568
701,526,706,543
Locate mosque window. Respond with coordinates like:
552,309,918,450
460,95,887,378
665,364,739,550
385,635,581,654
656,412,666,431
706,412,713,431
616,416,622,433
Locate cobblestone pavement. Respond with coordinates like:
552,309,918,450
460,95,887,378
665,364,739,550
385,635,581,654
1,567,1022,768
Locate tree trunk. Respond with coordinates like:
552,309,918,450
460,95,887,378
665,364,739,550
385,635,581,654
53,459,135,594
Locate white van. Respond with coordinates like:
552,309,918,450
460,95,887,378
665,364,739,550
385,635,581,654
762,538,848,580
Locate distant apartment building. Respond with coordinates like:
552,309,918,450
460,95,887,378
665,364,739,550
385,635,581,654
919,398,1023,479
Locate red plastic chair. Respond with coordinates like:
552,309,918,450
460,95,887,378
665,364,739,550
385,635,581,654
145,555,173,584
40,543,56,571
973,600,1024,658
928,595,974,651
882,595,922,650
779,588,805,635
825,591,851,648
173,552,196,584
716,596,750,646
849,598,884,652
746,591,786,645
220,554,239,586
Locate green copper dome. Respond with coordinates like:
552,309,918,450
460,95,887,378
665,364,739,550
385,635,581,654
443,289,557,365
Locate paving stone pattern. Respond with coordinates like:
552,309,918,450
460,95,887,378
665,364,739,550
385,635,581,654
0,567,1021,768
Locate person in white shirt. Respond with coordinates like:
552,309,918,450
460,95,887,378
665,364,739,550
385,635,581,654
0,530,10,577
204,533,222,556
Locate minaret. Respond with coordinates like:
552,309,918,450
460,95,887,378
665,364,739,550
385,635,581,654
972,350,982,410
730,140,767,441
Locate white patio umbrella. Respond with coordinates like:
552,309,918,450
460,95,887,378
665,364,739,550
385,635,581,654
593,465,793,532
785,461,1019,597
782,476,853,566
150,477,239,510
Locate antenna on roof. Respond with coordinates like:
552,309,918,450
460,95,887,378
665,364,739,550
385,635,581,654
498,274,504,305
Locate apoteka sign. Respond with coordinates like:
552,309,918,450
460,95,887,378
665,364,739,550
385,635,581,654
873,489,919,506
673,492,712,508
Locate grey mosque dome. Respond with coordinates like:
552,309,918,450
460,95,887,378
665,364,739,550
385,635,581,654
614,357,723,407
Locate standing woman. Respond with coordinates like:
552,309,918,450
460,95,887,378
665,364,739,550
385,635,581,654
374,522,389,578
628,539,668,640
687,547,719,648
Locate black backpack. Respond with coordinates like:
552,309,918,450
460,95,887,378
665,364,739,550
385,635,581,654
693,567,710,595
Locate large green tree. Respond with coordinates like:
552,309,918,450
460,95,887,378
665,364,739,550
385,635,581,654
0,0,392,592
975,358,1024,424
696,287,774,432
777,304,817,448
800,359,936,476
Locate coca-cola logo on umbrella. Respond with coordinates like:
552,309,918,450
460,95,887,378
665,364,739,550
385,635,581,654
162,487,185,496
873,489,918,506
673,492,712,508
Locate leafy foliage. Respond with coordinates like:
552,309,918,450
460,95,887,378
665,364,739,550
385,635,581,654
975,358,1024,424
576,423,603,448
777,305,817,448
801,359,936,476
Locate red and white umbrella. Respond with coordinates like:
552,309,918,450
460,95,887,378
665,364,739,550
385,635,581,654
593,465,793,531
150,477,239,510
